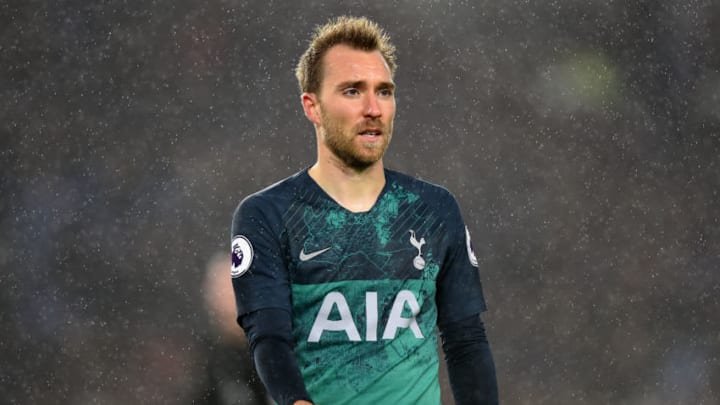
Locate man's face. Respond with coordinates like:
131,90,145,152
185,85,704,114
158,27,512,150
313,44,396,169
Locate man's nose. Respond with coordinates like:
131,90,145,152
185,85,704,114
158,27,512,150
364,94,381,118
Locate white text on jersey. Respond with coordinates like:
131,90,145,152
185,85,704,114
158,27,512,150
307,290,424,342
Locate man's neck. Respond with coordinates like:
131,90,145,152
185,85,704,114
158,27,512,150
308,157,386,213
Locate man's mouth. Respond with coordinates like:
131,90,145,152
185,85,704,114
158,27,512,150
359,129,382,137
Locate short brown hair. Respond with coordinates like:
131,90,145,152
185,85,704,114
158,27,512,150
295,16,397,94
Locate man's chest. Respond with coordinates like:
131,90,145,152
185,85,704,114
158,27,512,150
283,206,445,284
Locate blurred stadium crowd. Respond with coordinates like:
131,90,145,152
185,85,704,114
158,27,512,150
2,1,719,403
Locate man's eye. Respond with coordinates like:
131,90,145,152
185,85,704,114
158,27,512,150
343,88,359,96
379,88,393,96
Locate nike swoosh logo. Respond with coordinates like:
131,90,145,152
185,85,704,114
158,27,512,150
299,246,332,261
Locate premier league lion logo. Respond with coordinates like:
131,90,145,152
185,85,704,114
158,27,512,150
230,235,253,278
232,243,244,267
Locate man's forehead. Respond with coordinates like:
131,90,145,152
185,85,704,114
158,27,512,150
321,45,392,81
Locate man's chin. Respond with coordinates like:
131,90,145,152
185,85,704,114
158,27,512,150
347,152,387,170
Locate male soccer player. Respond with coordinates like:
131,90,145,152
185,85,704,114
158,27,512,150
230,16,498,405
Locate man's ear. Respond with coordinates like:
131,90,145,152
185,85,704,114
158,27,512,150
301,92,321,125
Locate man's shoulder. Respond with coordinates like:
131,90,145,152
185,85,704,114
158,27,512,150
250,170,306,199
386,169,455,201
235,170,308,214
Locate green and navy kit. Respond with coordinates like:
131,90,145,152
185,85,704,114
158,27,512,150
231,168,487,404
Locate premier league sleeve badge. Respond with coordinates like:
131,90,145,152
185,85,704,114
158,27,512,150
230,235,254,278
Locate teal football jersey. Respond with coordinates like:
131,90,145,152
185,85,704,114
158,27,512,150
231,169,487,404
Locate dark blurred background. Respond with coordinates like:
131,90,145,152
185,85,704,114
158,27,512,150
2,0,719,404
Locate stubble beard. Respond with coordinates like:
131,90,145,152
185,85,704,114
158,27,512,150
319,110,393,171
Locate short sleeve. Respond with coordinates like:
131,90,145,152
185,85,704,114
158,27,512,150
231,194,292,319
435,194,488,326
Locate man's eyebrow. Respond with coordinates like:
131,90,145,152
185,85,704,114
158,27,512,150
335,80,364,90
379,81,396,91
335,80,396,91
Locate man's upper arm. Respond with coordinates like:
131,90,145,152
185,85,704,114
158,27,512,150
231,195,291,319
436,193,487,325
